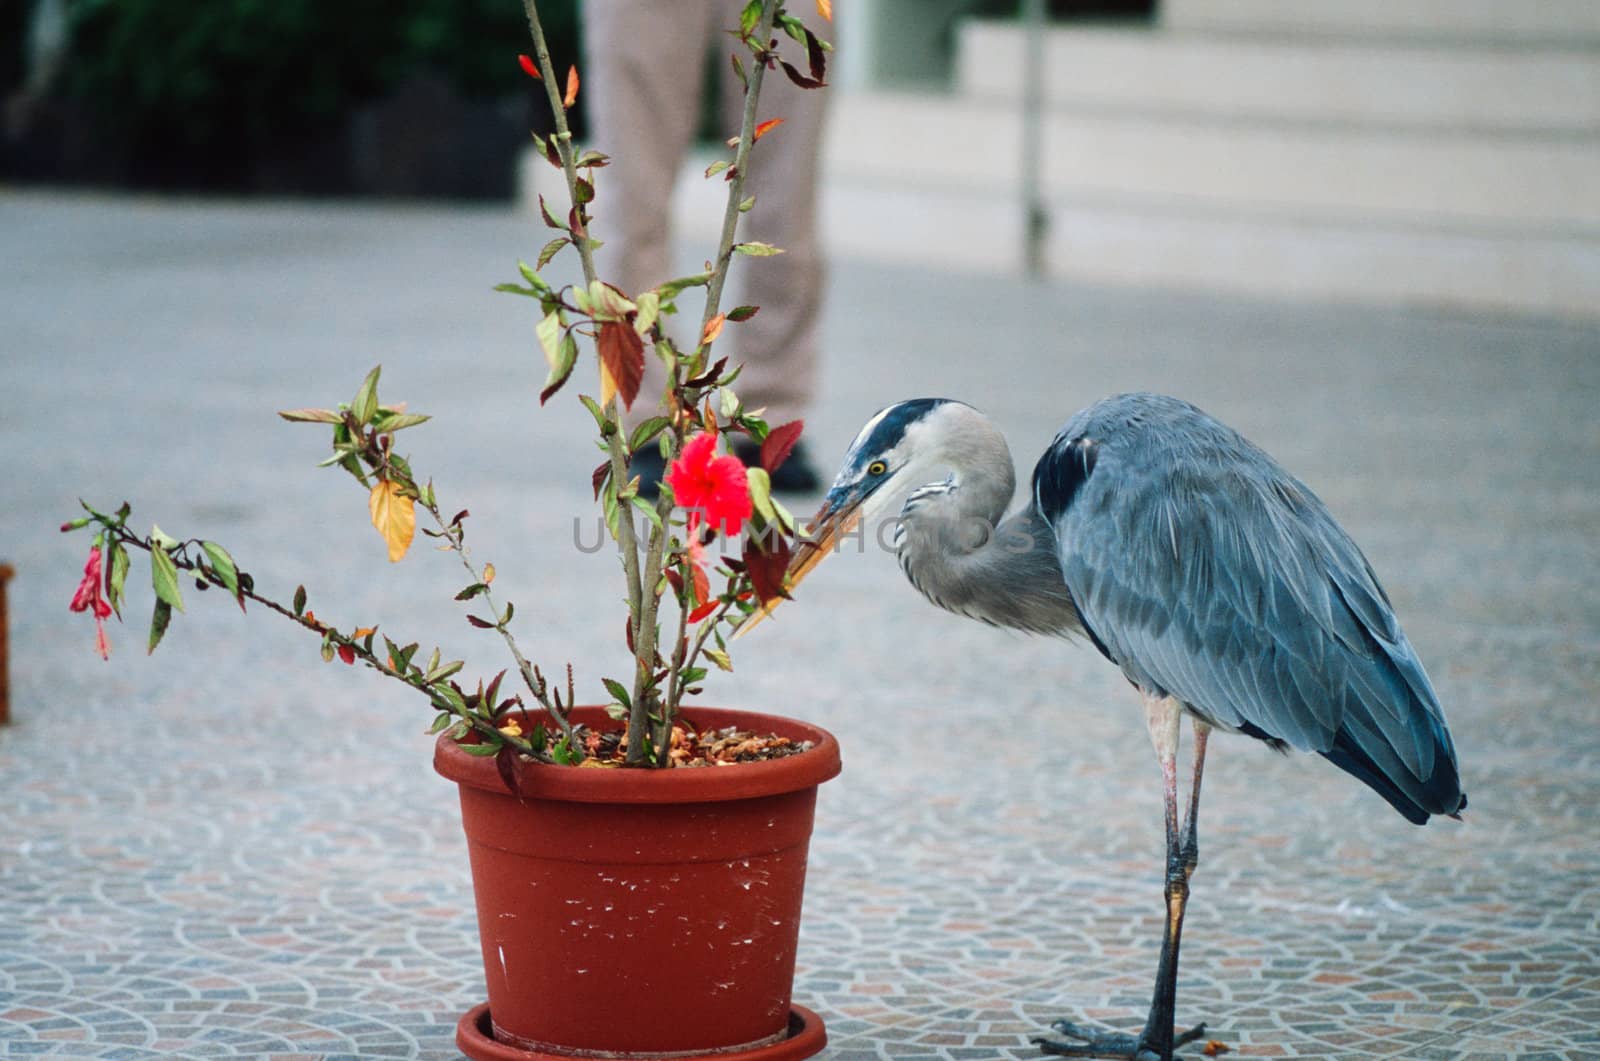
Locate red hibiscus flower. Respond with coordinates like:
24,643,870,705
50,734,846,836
665,432,752,536
69,545,113,660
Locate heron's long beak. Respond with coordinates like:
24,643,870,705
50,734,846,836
734,486,866,637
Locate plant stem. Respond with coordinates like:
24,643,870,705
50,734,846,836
422,498,574,743
636,0,782,760
698,0,781,338
107,528,545,759
520,0,650,753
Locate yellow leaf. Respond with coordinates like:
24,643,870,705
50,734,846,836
483,562,496,584
600,362,617,409
702,312,726,346
368,479,416,563
817,0,832,20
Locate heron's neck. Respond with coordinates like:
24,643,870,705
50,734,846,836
894,417,1082,637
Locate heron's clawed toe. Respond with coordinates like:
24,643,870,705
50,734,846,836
1032,1020,1209,1060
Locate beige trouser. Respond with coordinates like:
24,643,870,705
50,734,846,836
581,0,831,427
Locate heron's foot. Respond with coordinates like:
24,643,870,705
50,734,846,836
1033,1019,1208,1060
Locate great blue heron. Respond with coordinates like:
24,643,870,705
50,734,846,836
763,393,1467,1061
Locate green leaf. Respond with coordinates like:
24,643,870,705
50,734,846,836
605,702,628,721
726,305,759,322
629,417,672,453
634,292,661,338
427,713,453,735
536,309,565,369
655,272,713,301
746,467,775,524
278,408,342,423
199,541,240,598
351,365,381,424
149,524,181,552
536,237,568,270
719,387,741,420
461,739,503,757
436,684,468,712
493,282,540,297
630,495,663,531
739,0,762,36
579,395,608,432
147,599,173,654
738,196,756,213
424,659,465,684
293,584,307,616
150,545,184,613
734,241,784,257
541,333,579,406
372,412,432,433
680,666,708,685
706,647,734,672
455,582,489,601
704,159,729,179
518,260,551,291
602,677,632,709
108,543,130,616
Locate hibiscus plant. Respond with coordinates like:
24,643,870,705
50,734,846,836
61,0,832,772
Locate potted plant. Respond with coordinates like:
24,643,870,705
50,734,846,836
60,2,840,1058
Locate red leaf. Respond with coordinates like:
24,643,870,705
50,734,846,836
517,54,541,80
743,536,793,606
753,118,784,142
664,569,685,597
592,460,611,501
691,560,710,606
466,615,495,629
337,643,356,665
495,743,523,795
779,60,824,90
563,65,580,108
761,419,805,473
597,321,645,411
688,599,719,624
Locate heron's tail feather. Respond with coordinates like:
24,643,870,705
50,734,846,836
1320,712,1466,825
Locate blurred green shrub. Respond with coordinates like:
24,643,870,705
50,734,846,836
57,0,580,185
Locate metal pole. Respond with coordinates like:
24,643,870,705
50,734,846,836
0,564,13,725
1020,0,1049,276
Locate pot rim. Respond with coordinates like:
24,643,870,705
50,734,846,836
434,705,841,804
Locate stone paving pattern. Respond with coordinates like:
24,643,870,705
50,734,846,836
2,193,1597,1059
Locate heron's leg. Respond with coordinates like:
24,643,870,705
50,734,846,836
1034,697,1207,1060
1179,720,1211,882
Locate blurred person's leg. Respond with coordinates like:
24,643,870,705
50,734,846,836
716,14,831,431
583,0,720,378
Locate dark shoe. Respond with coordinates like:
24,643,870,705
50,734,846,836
733,438,822,494
627,445,668,499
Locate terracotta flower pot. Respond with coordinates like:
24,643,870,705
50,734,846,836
434,706,841,1061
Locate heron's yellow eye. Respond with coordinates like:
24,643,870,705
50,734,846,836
867,460,888,476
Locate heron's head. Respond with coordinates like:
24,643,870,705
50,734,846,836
743,399,971,626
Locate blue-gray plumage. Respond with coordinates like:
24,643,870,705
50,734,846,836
1035,394,1463,825
779,392,1466,1061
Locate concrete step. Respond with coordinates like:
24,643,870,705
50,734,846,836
955,21,1600,134
827,91,1600,233
520,137,1600,319
1162,0,1600,45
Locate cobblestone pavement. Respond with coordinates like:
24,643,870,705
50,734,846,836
3,192,1598,1059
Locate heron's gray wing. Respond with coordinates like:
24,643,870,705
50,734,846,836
1034,395,1464,822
